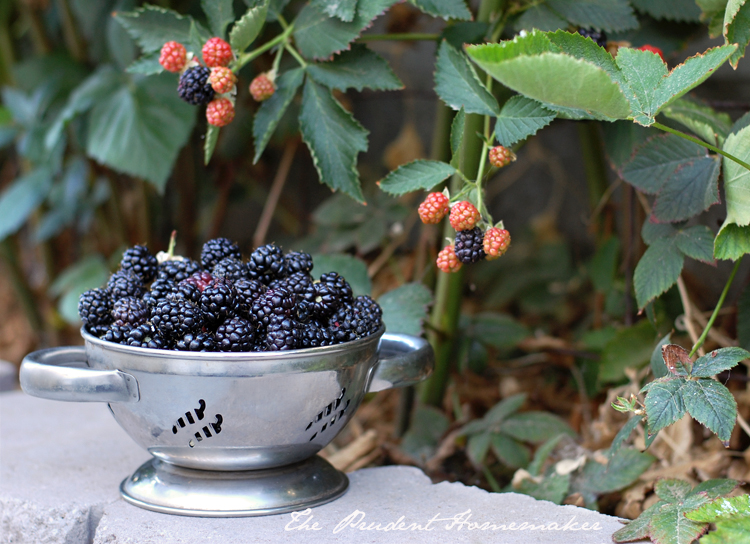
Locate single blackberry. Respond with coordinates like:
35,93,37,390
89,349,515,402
112,297,149,326
308,281,341,319
212,257,248,281
143,277,176,308
285,251,313,274
85,323,112,337
577,28,607,47
270,272,314,301
250,287,295,328
215,316,255,352
151,297,205,339
183,271,214,292
319,272,353,305
103,324,133,344
246,244,286,284
78,288,113,327
125,323,169,349
300,321,335,348
120,245,158,283
177,66,215,106
454,227,486,264
157,259,201,283
353,295,382,336
176,332,217,352
171,281,201,304
233,278,267,318
107,270,145,301
328,304,359,344
265,315,300,351
199,278,237,326
201,238,241,270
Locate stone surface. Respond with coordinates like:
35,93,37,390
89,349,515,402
1,391,625,544
0,361,16,392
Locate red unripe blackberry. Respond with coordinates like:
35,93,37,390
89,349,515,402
209,67,237,94
436,245,462,273
637,44,665,62
449,201,481,231
206,98,235,127
250,73,275,101
159,41,187,73
483,228,511,260
202,37,233,67
183,271,214,292
418,192,449,224
488,145,515,168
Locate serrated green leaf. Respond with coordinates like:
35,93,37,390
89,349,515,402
714,223,750,260
450,107,465,168
515,472,571,504
484,393,527,426
685,493,750,522
675,225,716,263
600,319,657,381
691,347,750,377
400,405,449,461
657,479,693,501
661,98,732,146
293,0,397,60
650,503,709,544
642,220,677,244
682,379,737,442
612,503,656,542
202,0,234,38
644,377,686,435
491,433,530,468
125,53,163,76
724,0,750,68
609,415,644,460
435,41,500,116
603,121,654,169
615,47,669,125
299,78,368,202
116,6,209,54
412,0,472,21
306,44,403,92
651,333,673,379
629,0,703,22
500,412,575,443
466,312,530,349
577,447,655,494
0,168,53,241
310,0,357,22
730,110,750,135
688,478,739,499
85,73,196,192
253,68,304,163
494,96,555,147
377,160,456,196
466,431,492,465
547,29,625,83
378,283,433,336
441,22,490,48
204,125,219,165
547,0,638,32
721,124,750,226
514,5,567,32
311,253,371,296
698,0,730,38
230,2,268,52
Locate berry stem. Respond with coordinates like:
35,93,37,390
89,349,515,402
284,42,307,68
472,75,495,226
652,122,750,172
233,25,294,71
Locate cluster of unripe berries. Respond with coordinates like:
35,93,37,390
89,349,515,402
158,37,276,128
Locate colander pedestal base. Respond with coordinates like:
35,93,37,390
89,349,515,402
120,456,349,517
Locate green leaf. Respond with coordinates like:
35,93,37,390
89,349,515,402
252,68,304,163
688,478,739,500
490,433,530,468
644,377,687,436
116,6,209,54
600,319,657,381
691,347,750,377
682,379,737,443
649,502,710,544
450,107,465,168
378,283,433,336
500,412,575,443
466,312,530,349
609,415,644,460
204,125,219,165
377,160,456,196
515,472,571,504
400,405,450,462
661,98,732,146
310,0,357,22
629,0,703,22
298,78,368,202
514,5,567,32
739,284,750,351
657,479,694,501
311,253,371,296
484,393,527,426
528,434,565,476
0,168,53,241
546,0,638,32
466,431,492,465
50,255,110,324
441,22,490,48
651,333,673,379
714,223,750,260
675,225,716,263
577,447,655,494
229,2,268,52
412,0,472,21
494,96,555,147
434,41,500,116
718,125,750,246
125,53,163,76
615,47,669,126
306,44,403,92
685,491,750,518
202,0,234,38
634,238,683,309
724,0,750,68
85,73,196,192
293,0,397,60
612,504,656,542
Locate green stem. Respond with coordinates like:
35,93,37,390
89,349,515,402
233,26,293,71
284,43,307,68
271,42,284,74
688,259,742,358
357,33,440,42
652,122,750,172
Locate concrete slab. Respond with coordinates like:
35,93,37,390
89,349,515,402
1,391,626,544
0,361,16,392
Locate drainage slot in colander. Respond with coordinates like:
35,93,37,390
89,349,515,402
173,399,206,434
306,387,348,440
174,400,222,448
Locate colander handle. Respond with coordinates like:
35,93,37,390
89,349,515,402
20,346,139,403
367,333,434,393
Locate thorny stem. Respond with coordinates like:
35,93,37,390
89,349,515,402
688,259,742,358
652,122,750,172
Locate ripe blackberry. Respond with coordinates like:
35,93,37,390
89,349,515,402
319,272,353,305
79,288,113,327
246,244,286,284
157,259,201,283
328,304,359,344
177,66,215,106
300,321,335,348
199,278,237,326
215,316,255,352
577,28,607,47
270,272,314,301
455,227,486,264
172,280,201,304
125,323,169,349
107,270,145,301
265,315,300,351
104,324,133,344
212,257,248,281
250,287,295,328
112,297,149,326
151,297,205,339
308,281,341,319
201,238,241,270
120,245,158,283
183,271,214,292
176,332,217,352
285,251,313,274
233,278,267,318
143,277,176,308
353,295,383,335
85,323,112,337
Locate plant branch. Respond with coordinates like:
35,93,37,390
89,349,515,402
234,26,294,71
253,138,298,248
652,122,750,172
284,43,307,68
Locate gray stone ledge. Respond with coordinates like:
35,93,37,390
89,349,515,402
1,391,625,544
0,361,17,392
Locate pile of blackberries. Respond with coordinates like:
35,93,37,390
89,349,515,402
78,239,383,352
